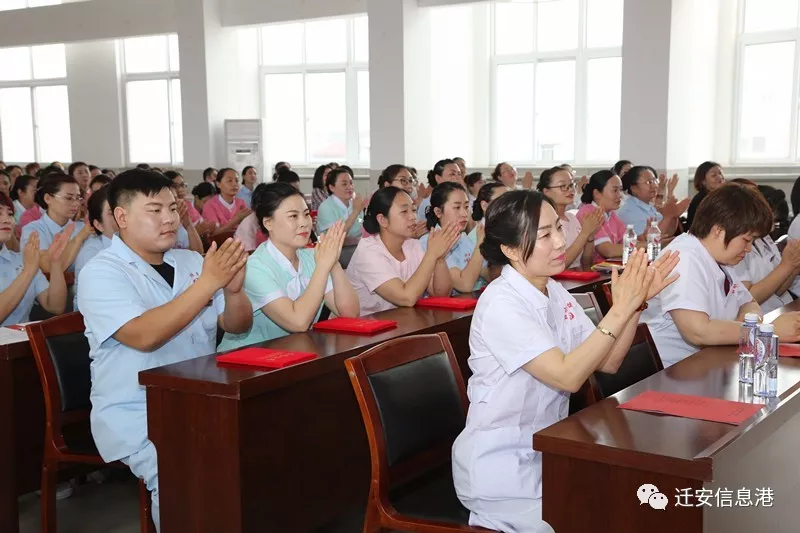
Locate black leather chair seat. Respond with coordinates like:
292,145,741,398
62,423,100,456
389,465,471,524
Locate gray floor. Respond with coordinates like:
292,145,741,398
19,476,365,533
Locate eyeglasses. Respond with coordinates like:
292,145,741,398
545,182,576,192
636,180,657,186
392,178,412,186
53,194,83,203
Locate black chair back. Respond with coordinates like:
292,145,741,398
589,324,663,401
45,332,92,412
367,351,465,467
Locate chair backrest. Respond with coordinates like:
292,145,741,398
206,230,236,252
345,333,469,485
26,313,91,440
588,323,663,402
592,282,612,318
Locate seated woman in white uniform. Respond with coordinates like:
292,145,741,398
452,190,680,533
642,184,800,368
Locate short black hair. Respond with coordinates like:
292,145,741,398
163,170,182,182
480,189,555,266
690,184,773,245
87,185,110,236
254,182,304,234
88,164,99,172
203,167,217,180
108,169,173,212
312,164,333,190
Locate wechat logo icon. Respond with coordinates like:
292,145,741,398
637,484,668,510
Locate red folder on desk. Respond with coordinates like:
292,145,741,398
416,297,478,310
216,348,317,369
779,343,800,357
313,317,398,335
618,390,763,425
552,270,602,281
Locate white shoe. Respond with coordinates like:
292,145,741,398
55,482,74,500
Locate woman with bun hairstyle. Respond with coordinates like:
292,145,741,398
452,189,679,533
346,186,460,315
576,170,631,262
416,159,462,222
468,181,509,243
220,182,358,349
421,183,489,292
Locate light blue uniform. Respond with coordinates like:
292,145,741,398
417,196,431,222
175,224,191,250
78,236,226,533
20,213,86,272
467,220,483,244
237,186,253,207
420,230,486,292
615,195,663,235
219,240,332,350
72,234,112,312
316,195,363,239
0,245,48,326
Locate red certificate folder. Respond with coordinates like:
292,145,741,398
416,297,478,310
779,343,800,357
312,317,398,335
552,270,602,281
617,390,763,425
216,348,317,369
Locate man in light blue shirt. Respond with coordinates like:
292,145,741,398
78,169,253,532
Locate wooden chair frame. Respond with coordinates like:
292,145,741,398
26,312,154,533
345,333,490,533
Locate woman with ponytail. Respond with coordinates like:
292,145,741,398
420,183,489,292
346,186,459,315
416,159,462,222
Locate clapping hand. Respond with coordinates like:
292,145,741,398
201,238,248,292
315,221,346,272
426,222,461,260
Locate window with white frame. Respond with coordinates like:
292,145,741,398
0,44,71,163
259,15,370,166
0,0,61,11
491,0,623,165
735,0,800,162
121,34,183,165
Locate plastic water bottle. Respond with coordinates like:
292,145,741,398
738,313,759,384
768,334,779,397
622,224,637,266
646,221,661,262
754,324,776,397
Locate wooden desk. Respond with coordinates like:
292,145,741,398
534,345,800,533
140,306,474,533
0,340,45,533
